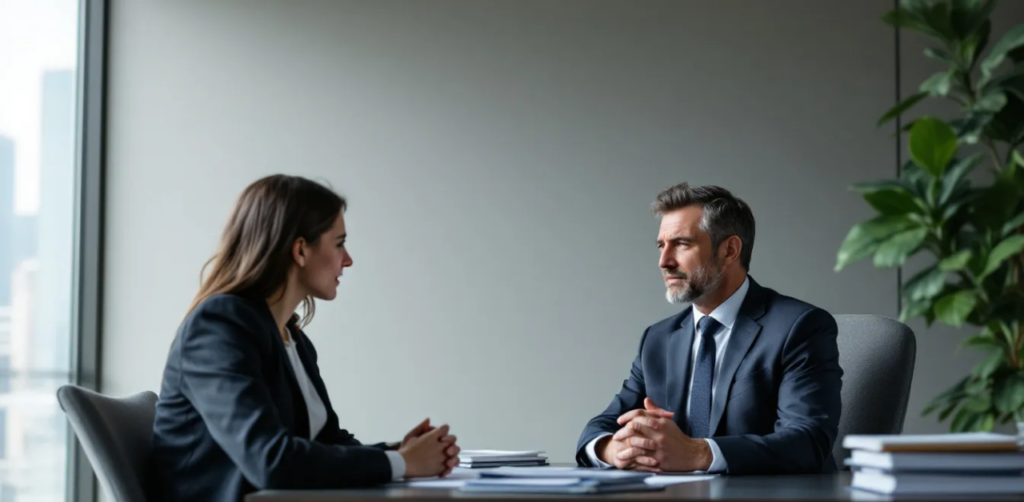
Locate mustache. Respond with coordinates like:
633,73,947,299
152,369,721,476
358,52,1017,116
663,271,687,279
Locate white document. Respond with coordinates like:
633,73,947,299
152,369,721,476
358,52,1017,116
387,470,480,489
843,433,1019,452
479,466,650,480
645,474,717,486
459,450,544,457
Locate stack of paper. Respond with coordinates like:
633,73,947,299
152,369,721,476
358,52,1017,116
844,433,1024,495
457,450,548,468
460,467,659,494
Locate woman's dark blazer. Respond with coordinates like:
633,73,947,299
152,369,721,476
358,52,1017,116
148,294,394,502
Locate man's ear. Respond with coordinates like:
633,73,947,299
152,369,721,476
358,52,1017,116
292,238,308,267
720,235,742,266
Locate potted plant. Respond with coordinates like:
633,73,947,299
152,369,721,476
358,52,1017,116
836,0,1024,433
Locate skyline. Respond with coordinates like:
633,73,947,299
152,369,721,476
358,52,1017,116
0,0,78,215
0,66,77,502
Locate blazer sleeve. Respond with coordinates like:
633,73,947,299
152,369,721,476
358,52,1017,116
575,327,651,466
713,308,843,474
179,297,393,489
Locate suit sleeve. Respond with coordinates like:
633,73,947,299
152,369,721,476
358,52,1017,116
575,327,650,466
713,308,842,474
179,299,392,489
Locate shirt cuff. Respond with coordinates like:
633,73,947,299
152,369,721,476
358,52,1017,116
704,438,728,473
585,433,614,469
385,450,406,481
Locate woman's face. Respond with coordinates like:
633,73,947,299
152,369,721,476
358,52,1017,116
294,212,353,301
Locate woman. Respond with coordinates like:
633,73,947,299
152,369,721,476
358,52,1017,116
149,175,459,502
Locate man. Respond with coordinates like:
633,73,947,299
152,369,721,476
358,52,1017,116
576,183,842,475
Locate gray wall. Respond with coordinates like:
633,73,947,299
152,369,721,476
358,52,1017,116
104,0,902,461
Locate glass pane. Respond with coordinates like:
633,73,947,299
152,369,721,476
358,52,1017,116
0,0,81,500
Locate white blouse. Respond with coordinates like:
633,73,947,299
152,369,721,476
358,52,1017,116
282,330,406,480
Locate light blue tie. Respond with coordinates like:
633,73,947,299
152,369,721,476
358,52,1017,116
689,316,720,438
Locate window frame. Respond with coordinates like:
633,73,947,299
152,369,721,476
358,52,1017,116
67,0,108,501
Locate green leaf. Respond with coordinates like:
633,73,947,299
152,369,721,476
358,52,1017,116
863,190,921,216
976,413,996,431
920,70,955,96
935,290,978,327
873,227,929,268
963,393,992,412
925,377,968,416
973,179,1020,231
878,92,927,127
1003,212,1024,237
951,408,980,432
900,298,933,322
884,2,946,39
904,266,948,302
910,117,959,176
938,401,961,421
986,95,1024,145
980,67,1024,96
850,180,911,194
960,332,1002,352
909,264,946,303
966,377,989,395
921,1,956,41
940,154,982,205
925,47,959,67
939,250,974,272
980,25,1024,79
994,374,1024,414
974,92,1008,113
835,217,916,271
951,112,994,144
951,0,996,41
974,349,1004,379
980,235,1024,279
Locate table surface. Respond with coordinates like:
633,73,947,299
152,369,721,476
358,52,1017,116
245,472,1024,502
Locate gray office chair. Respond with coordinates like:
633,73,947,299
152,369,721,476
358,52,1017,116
832,314,916,468
56,385,157,502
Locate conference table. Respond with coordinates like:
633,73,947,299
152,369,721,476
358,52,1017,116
245,472,1024,502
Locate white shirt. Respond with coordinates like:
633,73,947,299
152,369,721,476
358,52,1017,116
283,330,406,480
586,277,750,473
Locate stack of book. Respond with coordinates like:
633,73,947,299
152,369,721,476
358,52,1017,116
457,450,549,468
844,433,1024,496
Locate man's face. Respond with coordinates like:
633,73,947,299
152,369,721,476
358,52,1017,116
657,206,723,304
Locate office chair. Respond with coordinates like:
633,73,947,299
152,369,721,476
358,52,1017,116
57,385,157,502
832,314,917,468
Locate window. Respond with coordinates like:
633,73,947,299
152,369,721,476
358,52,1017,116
0,0,85,500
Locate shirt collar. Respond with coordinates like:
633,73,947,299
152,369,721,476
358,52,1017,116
692,276,750,332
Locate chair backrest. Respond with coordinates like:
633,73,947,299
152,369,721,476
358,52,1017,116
56,385,157,502
832,314,916,467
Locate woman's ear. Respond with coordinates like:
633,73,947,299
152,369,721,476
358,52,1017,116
292,238,308,267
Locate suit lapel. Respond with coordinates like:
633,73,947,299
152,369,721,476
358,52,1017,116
257,303,310,438
708,276,767,436
666,309,694,425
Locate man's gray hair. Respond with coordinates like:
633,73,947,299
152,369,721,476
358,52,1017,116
651,183,756,271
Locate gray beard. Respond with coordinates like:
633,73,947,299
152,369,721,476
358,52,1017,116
665,262,724,305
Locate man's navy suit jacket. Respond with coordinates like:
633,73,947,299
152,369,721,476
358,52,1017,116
149,294,394,502
576,277,843,474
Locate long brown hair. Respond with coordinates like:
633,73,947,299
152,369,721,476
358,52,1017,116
187,175,347,326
